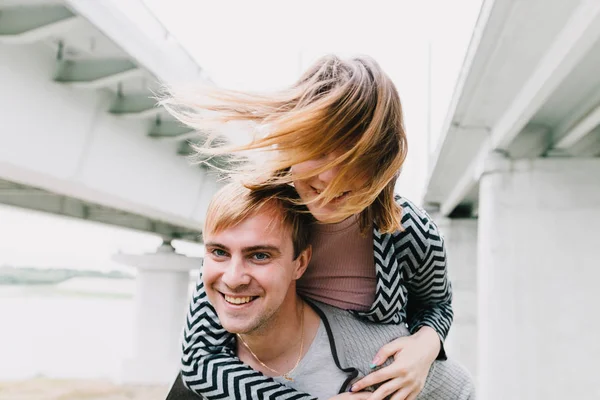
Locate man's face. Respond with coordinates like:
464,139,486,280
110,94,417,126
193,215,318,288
202,206,305,335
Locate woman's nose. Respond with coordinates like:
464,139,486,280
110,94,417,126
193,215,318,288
316,164,340,184
316,153,342,183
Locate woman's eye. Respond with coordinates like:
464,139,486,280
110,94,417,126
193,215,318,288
252,253,270,261
317,153,331,163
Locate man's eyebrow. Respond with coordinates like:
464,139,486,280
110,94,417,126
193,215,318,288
204,242,228,249
242,245,281,253
204,243,281,253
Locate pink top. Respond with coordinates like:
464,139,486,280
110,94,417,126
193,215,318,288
297,215,377,311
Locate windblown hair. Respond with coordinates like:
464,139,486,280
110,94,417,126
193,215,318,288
204,182,313,259
162,54,408,234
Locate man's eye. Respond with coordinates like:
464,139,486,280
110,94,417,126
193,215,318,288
211,249,227,257
252,253,270,261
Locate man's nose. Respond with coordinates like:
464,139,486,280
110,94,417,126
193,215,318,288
221,257,251,288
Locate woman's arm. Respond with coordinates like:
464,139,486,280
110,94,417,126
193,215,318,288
348,201,453,399
181,274,316,399
398,201,453,360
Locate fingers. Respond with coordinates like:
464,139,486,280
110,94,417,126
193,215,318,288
370,337,408,367
403,392,419,400
365,378,408,400
390,388,414,400
352,363,424,399
352,365,402,392
351,392,372,400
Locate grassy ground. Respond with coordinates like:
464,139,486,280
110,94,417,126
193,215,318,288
0,378,169,400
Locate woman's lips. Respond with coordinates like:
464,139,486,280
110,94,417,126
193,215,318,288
310,186,350,202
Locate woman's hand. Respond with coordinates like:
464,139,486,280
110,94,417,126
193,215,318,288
350,326,440,400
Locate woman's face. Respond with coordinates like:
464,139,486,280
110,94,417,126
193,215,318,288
291,152,366,223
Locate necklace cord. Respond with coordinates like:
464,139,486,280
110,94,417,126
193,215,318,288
236,301,305,381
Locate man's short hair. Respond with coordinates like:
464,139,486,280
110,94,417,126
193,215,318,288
204,182,313,259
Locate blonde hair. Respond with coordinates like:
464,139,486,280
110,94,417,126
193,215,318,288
162,55,407,234
204,182,313,259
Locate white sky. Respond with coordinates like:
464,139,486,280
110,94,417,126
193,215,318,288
0,0,482,270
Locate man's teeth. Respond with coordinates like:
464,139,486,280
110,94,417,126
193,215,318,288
224,295,254,305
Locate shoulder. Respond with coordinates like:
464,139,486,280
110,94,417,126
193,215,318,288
393,194,437,235
384,195,446,268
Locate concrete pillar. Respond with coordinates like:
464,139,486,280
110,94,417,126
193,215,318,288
113,242,202,384
477,153,600,399
436,217,478,378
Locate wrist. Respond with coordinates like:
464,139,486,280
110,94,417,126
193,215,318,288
414,326,441,360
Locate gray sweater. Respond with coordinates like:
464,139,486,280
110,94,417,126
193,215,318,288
307,299,410,392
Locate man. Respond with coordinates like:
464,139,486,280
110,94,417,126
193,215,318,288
168,183,474,399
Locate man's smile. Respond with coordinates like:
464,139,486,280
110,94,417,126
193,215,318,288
217,291,260,308
223,294,258,305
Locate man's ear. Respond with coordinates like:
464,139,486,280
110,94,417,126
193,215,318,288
293,245,312,280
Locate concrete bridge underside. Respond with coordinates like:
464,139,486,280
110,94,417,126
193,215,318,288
0,0,221,240
425,0,600,398
0,0,222,384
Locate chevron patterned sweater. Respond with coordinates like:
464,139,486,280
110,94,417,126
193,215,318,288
181,196,453,399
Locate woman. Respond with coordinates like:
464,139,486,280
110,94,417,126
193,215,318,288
163,55,472,400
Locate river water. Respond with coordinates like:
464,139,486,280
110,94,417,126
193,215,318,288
0,279,137,381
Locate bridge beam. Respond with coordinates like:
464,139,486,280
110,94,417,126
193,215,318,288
110,94,162,119
554,102,600,155
491,0,600,151
149,120,194,141
64,0,203,84
54,59,144,89
0,43,214,233
0,5,81,45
